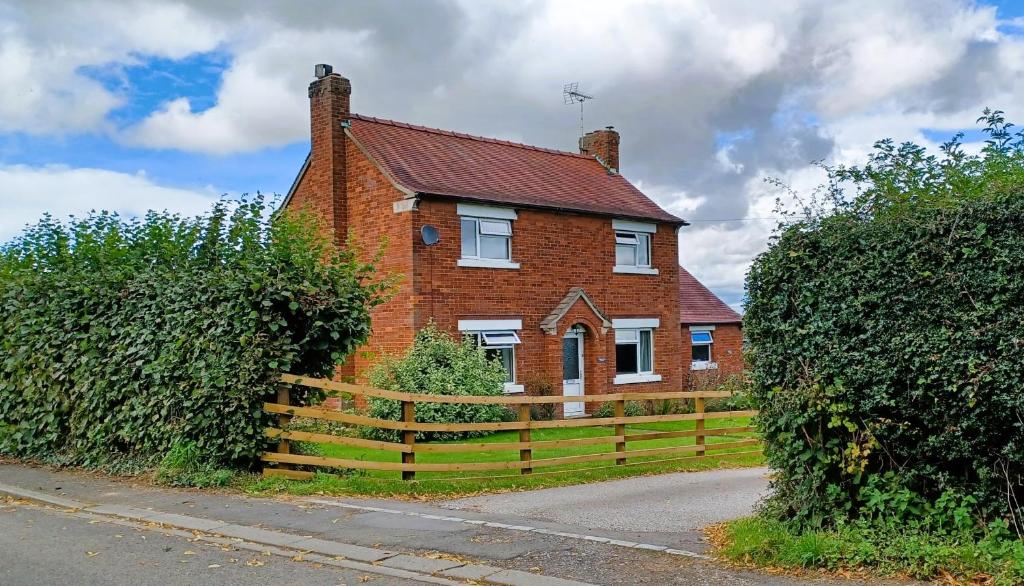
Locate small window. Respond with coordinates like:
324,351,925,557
691,330,712,364
461,217,512,261
615,328,653,375
615,231,650,267
481,331,521,346
691,331,713,344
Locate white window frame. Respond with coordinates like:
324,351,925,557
612,220,658,275
612,324,661,384
457,204,520,269
459,320,524,393
690,328,718,371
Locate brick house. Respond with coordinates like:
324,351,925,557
284,66,709,416
678,267,744,388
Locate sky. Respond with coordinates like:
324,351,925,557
2,0,1024,311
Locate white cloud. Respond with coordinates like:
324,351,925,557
4,0,1024,306
0,165,216,241
0,1,223,135
121,29,372,154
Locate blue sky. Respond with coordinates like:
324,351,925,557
2,0,1023,310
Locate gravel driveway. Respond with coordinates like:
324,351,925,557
441,467,772,533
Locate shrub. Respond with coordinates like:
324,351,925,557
593,401,645,418
363,325,515,442
0,197,388,470
154,440,234,488
745,111,1024,532
526,377,558,421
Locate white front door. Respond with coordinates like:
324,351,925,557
562,329,584,417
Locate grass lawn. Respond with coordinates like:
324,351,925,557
715,516,1024,585
240,416,763,498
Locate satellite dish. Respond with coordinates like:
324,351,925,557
421,224,440,246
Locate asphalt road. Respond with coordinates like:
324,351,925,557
0,500,420,586
442,467,772,532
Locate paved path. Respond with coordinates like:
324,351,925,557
442,467,772,533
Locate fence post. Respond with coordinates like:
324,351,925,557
276,385,292,470
695,395,706,457
615,398,626,465
401,400,416,481
519,403,532,475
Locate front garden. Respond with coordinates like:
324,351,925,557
249,325,762,496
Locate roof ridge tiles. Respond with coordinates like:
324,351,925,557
347,112,593,160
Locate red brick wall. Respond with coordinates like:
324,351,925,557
410,198,684,400
343,148,415,379
681,323,744,389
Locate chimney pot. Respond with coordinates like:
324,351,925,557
314,63,333,79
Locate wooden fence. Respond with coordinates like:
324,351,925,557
262,373,760,481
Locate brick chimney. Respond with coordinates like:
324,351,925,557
307,64,351,243
579,126,620,172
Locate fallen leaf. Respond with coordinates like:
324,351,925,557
183,550,196,556
208,564,221,569
246,559,265,567
86,551,99,557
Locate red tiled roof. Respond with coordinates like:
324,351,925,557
679,267,742,324
346,114,683,224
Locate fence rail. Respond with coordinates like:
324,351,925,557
262,374,760,481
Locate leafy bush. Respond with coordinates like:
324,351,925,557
0,197,387,470
526,377,557,421
593,400,645,419
745,111,1024,533
364,325,515,442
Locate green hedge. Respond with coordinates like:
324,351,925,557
364,325,515,442
745,111,1024,531
0,198,387,469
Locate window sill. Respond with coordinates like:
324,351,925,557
691,361,718,371
458,258,521,269
502,383,525,394
613,373,662,385
613,265,659,275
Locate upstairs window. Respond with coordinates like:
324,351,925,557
456,204,519,269
461,217,512,261
612,219,658,275
615,231,650,267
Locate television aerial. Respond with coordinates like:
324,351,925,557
563,82,594,139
